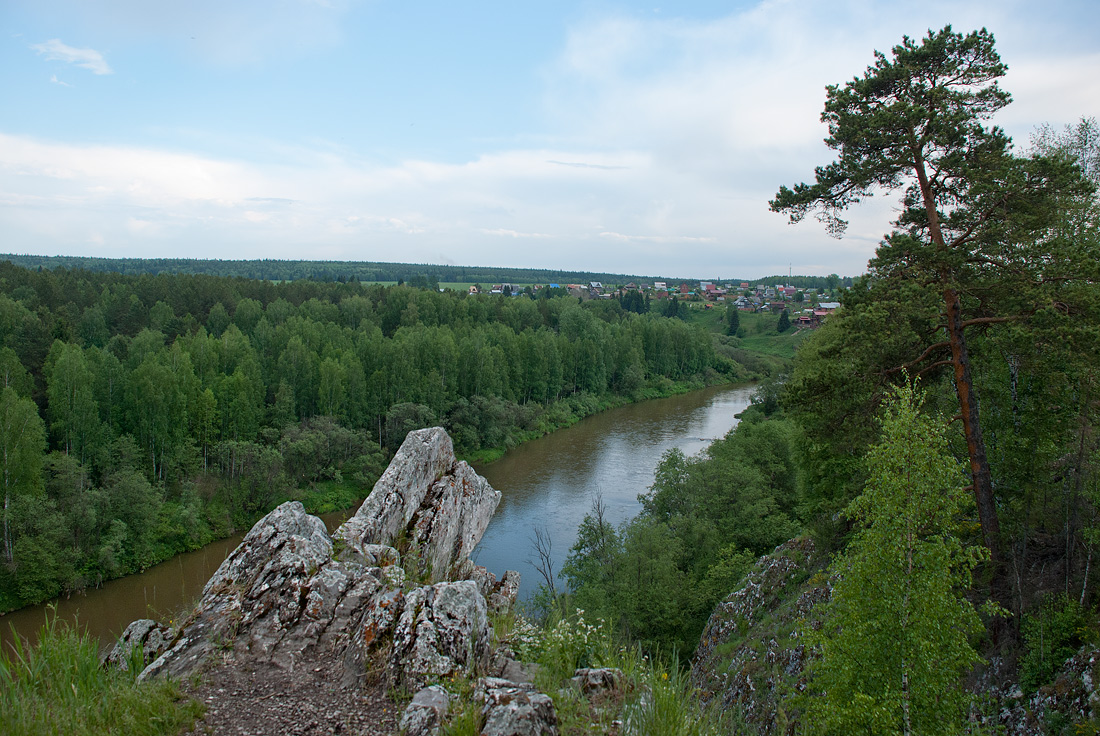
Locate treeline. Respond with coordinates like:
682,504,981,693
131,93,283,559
752,274,854,291
0,254,859,293
1,255,659,288
0,261,758,612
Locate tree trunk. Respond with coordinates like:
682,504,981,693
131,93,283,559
911,143,1002,557
945,287,1001,555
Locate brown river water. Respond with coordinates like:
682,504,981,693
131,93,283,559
0,383,754,653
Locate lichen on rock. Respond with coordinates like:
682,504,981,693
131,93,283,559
121,427,515,699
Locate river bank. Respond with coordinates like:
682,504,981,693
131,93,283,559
0,381,756,652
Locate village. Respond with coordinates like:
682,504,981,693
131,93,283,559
474,279,843,328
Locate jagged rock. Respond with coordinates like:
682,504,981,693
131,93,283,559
141,501,334,680
341,542,400,569
476,677,559,736
571,667,623,696
134,427,505,690
389,580,491,690
399,685,452,736
103,619,171,671
335,428,500,582
472,565,522,615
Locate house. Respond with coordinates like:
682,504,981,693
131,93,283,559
654,281,667,291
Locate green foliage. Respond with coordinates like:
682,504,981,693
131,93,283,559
725,305,740,336
0,258,763,612
1019,594,1095,694
564,412,799,653
623,653,720,736
0,613,203,735
801,382,986,735
483,606,723,736
777,309,790,332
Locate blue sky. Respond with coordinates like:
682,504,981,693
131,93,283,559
2,0,1098,279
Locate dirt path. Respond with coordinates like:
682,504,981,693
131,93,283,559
181,649,401,736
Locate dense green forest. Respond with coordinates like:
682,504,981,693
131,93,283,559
562,27,1100,732
0,260,772,612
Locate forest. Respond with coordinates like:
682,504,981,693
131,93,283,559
0,254,661,288
0,253,854,295
562,27,1100,732
0,262,761,612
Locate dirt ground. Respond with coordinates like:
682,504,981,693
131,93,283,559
180,648,401,736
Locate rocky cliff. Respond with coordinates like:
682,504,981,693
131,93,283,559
108,427,557,735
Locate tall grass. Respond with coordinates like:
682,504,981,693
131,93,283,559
0,612,202,736
519,604,726,735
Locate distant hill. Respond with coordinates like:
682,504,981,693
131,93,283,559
0,254,854,288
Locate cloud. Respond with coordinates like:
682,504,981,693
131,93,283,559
5,0,1099,277
32,39,113,75
546,160,629,170
49,75,71,87
481,228,552,238
599,232,717,243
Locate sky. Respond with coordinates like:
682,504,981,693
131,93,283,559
2,1,1098,279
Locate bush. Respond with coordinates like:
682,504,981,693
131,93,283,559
1020,594,1095,694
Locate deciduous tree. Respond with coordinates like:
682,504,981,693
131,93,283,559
804,382,985,734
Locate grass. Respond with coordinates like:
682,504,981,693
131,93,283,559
435,605,727,736
0,611,203,736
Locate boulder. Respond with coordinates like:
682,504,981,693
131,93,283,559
476,677,559,736
141,500,333,680
472,566,522,616
103,619,171,672
399,685,452,736
571,667,624,696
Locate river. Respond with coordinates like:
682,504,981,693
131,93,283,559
473,383,755,598
0,383,754,652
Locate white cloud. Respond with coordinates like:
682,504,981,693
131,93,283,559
32,39,113,75
6,0,1099,277
481,229,552,239
49,74,71,87
599,232,717,244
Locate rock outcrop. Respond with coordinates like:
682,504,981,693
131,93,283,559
334,428,500,583
113,427,514,698
690,538,828,735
